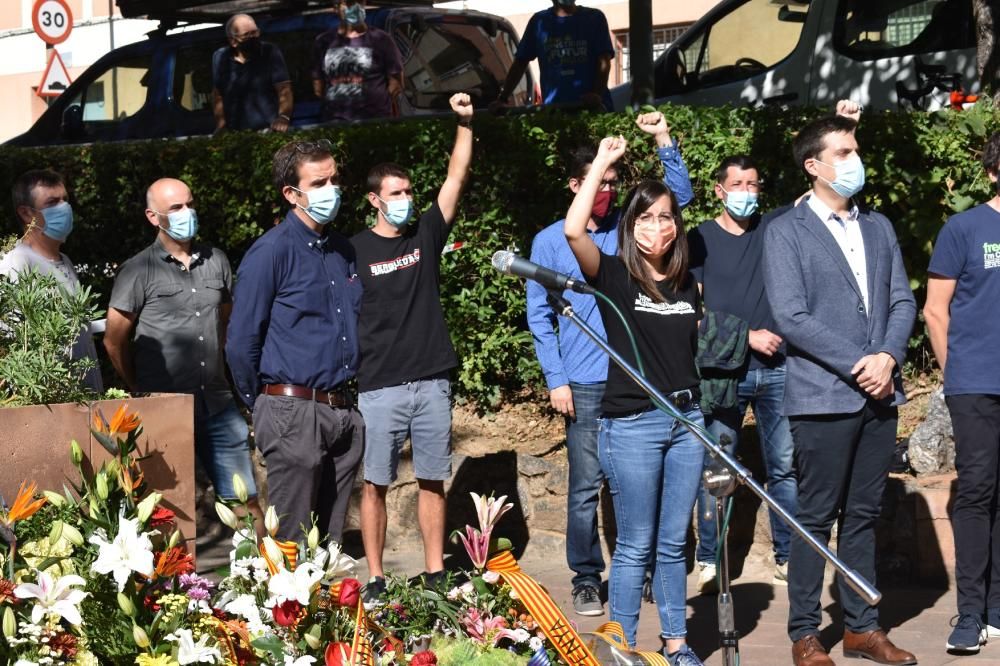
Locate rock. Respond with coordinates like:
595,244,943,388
907,388,955,476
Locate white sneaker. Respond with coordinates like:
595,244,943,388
772,561,788,586
697,561,717,594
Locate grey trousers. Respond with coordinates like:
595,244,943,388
252,394,364,543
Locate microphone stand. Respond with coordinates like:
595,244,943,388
544,290,881,664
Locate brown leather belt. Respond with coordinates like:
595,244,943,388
261,383,349,407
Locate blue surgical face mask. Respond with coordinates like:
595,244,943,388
721,187,759,219
156,207,199,242
292,184,342,225
343,3,366,25
816,153,866,199
376,195,414,228
39,201,74,242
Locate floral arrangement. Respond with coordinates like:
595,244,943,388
0,406,581,665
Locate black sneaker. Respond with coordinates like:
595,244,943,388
410,570,447,591
946,613,986,653
362,576,386,606
571,584,603,617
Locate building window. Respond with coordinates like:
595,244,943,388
613,25,690,85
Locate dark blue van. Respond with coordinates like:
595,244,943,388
6,3,533,146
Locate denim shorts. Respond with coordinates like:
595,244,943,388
194,401,258,500
359,375,452,486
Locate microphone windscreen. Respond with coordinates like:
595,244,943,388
491,250,515,273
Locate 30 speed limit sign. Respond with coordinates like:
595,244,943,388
32,0,73,46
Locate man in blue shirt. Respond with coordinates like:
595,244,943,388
526,111,692,616
226,139,363,544
497,0,614,109
925,131,1000,654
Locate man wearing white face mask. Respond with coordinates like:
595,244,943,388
227,140,364,545
351,93,473,603
105,178,264,531
1,169,102,393
764,117,917,666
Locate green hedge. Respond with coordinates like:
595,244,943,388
2,102,997,406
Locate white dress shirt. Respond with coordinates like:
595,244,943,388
807,194,868,312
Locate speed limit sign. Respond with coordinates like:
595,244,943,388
32,0,73,46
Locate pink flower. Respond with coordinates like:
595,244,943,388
471,493,513,533
457,526,490,570
461,608,518,646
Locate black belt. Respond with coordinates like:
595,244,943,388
665,388,699,410
261,383,350,407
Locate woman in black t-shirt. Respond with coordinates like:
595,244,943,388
565,137,705,665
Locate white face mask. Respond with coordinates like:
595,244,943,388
292,184,342,224
815,153,866,198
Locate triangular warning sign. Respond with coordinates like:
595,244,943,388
37,49,72,98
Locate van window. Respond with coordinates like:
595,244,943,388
67,55,153,122
174,44,215,112
675,0,807,88
392,18,514,109
834,0,975,59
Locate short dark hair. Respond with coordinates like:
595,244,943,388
12,169,65,226
367,163,410,195
983,131,1000,176
567,145,597,181
617,179,688,299
792,115,858,177
272,139,334,190
715,155,758,183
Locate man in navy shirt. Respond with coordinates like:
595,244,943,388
227,139,363,543
526,111,692,616
925,131,1000,654
497,0,614,109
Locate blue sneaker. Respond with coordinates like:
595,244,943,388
947,613,986,653
987,607,1000,638
663,644,705,666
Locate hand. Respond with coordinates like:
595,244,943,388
836,99,862,123
580,92,606,111
596,135,627,166
270,116,290,133
450,92,474,120
748,329,782,357
851,352,896,400
549,385,575,420
212,124,227,137
636,111,672,147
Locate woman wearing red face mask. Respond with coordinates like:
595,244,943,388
564,136,705,666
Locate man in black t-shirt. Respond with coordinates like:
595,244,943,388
352,93,473,603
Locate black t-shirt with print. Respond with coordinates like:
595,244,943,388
592,252,701,416
350,202,457,392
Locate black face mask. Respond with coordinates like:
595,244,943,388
239,37,261,57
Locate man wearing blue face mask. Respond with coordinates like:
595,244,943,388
764,116,917,666
688,155,795,595
350,93,473,603
1,169,102,394
105,178,264,534
227,140,364,545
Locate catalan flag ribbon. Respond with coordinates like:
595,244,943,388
587,622,670,665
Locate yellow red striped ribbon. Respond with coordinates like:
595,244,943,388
590,622,669,665
487,550,601,666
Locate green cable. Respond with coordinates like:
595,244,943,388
594,290,645,377
715,495,735,570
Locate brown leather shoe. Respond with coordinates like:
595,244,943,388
842,630,917,665
793,635,836,666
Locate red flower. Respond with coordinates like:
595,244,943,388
337,578,361,608
272,600,301,627
411,651,438,665
325,641,353,666
150,506,176,527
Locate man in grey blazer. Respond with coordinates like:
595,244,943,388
763,115,917,666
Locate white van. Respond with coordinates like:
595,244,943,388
611,0,977,111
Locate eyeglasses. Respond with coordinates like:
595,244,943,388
279,139,334,187
635,212,676,229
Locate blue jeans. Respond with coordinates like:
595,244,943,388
194,401,258,500
566,382,606,590
600,405,705,646
696,365,796,564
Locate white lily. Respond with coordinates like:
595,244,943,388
283,656,316,666
312,541,357,580
470,492,514,532
267,562,323,606
13,570,88,625
167,627,222,664
89,517,154,591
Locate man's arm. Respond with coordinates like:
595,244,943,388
436,93,474,225
526,234,575,418
635,111,694,209
498,59,530,104
271,82,293,133
212,89,226,130
924,275,956,372
104,308,137,390
225,244,276,408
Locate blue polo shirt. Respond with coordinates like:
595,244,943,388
227,210,362,408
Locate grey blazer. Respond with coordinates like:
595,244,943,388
762,199,916,417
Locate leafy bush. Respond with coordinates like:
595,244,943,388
1,102,996,406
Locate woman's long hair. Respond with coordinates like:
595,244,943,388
616,179,688,303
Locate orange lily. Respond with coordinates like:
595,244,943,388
92,404,141,439
152,546,194,579
0,481,47,528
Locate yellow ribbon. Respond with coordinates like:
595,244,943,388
589,621,669,665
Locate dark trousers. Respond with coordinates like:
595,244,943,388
253,394,364,543
787,402,897,641
947,393,1000,616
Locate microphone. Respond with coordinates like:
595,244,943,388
491,250,596,295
